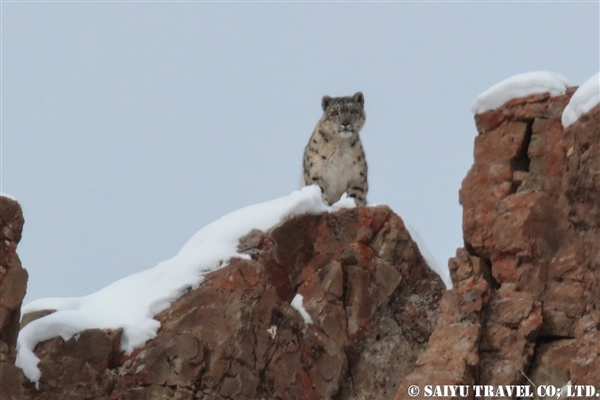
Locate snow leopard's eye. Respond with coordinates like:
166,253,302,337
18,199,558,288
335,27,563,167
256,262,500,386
330,110,339,116
350,109,359,115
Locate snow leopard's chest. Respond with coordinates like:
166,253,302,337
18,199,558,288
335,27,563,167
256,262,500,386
319,146,363,199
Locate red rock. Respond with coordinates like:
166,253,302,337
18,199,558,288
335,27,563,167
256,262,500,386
529,339,576,387
395,91,599,398
6,88,600,399
0,196,27,400
570,313,600,386
395,249,487,398
12,206,443,400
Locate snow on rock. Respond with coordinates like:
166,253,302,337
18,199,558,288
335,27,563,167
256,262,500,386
349,198,450,289
290,294,313,324
16,185,351,383
404,221,452,289
562,72,600,127
472,71,571,114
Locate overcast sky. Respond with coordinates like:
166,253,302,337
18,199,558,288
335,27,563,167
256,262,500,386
2,1,598,304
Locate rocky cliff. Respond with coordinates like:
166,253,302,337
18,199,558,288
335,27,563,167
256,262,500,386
1,87,599,400
3,204,445,400
0,196,28,399
396,89,600,397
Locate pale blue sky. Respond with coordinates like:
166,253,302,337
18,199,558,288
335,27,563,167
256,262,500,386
2,2,598,303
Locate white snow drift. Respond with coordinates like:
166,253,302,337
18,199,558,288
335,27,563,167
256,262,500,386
16,186,447,383
405,221,451,289
17,186,353,383
290,294,314,324
562,72,600,127
472,71,570,114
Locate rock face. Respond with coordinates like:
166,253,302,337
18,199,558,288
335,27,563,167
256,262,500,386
396,90,600,398
17,206,445,400
6,88,600,400
0,196,28,400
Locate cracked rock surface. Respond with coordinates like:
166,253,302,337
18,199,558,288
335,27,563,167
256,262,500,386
6,87,599,400
396,89,600,399
0,196,28,400
16,206,444,400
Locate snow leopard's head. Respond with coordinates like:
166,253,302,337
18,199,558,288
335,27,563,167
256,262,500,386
320,92,366,139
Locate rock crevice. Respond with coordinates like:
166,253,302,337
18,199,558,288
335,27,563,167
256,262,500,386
11,207,444,400
396,88,599,398
2,85,599,399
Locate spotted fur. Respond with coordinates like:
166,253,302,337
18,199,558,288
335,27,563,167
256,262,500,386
301,92,368,206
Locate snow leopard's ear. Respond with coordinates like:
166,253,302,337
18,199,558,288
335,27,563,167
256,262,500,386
352,92,365,108
322,95,334,111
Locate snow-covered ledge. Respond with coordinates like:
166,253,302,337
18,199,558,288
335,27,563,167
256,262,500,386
472,71,571,114
16,186,355,383
562,71,600,128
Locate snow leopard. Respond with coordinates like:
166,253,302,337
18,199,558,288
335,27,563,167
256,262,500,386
301,92,368,206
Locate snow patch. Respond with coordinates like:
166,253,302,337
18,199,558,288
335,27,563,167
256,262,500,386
329,192,357,210
290,294,313,324
562,72,600,127
404,221,452,290
22,297,82,314
16,185,351,383
472,71,570,114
